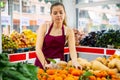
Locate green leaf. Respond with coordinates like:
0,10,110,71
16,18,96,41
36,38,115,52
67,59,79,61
0,60,17,68
2,69,30,80
0,72,2,80
83,71,93,77
0,60,17,72
24,63,38,80
47,58,56,64
79,75,83,80
16,63,38,80
106,75,111,80
16,63,32,78
0,54,38,80
79,71,93,80
2,77,15,80
0,53,8,61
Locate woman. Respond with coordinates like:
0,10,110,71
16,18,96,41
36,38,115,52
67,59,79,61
35,2,81,69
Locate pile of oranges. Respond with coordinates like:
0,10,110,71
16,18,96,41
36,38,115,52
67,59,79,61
37,67,120,80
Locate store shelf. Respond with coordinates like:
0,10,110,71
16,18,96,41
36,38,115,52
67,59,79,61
9,53,26,62
29,51,36,59
106,49,116,55
76,46,104,54
8,46,117,62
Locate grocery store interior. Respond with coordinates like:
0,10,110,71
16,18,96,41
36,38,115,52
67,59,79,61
1,0,120,80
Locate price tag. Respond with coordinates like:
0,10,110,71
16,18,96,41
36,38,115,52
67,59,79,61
1,15,11,25
21,17,30,26
109,16,119,25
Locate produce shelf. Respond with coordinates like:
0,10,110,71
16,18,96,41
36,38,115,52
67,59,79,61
8,46,117,62
9,53,26,62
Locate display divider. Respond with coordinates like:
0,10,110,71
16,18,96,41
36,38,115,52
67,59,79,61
8,46,117,63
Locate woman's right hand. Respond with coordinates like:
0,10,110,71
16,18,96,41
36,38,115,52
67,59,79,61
45,63,60,69
45,63,58,69
44,64,53,69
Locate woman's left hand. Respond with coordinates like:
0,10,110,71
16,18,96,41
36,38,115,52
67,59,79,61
72,61,82,70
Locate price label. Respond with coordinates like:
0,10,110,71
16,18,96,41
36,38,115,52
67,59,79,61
1,15,11,25
109,16,119,25
21,17,30,26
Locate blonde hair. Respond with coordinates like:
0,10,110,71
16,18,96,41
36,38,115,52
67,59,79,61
50,2,67,26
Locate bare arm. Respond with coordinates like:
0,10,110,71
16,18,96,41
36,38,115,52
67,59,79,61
36,23,47,69
67,28,77,62
67,28,82,69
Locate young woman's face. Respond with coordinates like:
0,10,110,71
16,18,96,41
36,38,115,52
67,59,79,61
51,5,65,24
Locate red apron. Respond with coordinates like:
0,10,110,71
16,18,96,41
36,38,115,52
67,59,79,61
35,23,65,68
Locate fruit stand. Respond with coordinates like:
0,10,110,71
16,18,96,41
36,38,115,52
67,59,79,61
2,29,120,80
0,46,118,80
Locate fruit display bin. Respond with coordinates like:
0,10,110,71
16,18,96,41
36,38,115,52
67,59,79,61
16,48,29,53
2,46,35,54
8,46,118,64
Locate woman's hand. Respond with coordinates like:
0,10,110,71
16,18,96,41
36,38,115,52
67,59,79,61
44,64,53,69
44,63,58,69
72,61,82,70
